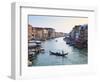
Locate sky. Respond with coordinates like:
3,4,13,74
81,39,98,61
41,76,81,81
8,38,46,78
28,15,88,33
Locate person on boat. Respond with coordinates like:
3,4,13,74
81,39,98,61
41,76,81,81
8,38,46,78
62,50,64,54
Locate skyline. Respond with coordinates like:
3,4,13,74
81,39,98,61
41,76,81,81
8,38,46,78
28,15,88,33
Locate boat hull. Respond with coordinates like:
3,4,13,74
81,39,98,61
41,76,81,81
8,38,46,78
49,51,68,56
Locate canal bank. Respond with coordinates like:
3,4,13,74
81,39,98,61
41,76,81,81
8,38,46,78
29,37,87,66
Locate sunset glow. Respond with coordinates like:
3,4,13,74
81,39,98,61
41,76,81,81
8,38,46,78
28,15,88,33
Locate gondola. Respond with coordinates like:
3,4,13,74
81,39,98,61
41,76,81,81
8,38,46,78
49,51,68,56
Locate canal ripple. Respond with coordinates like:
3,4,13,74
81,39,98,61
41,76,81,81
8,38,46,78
31,37,88,66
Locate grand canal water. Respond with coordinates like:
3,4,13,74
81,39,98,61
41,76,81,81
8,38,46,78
31,37,88,66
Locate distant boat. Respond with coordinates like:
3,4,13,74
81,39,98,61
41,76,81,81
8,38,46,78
49,51,68,56
28,40,41,44
55,40,58,42
28,60,32,66
35,41,41,44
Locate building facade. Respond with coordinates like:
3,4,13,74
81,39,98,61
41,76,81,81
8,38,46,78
28,24,65,41
64,24,88,48
28,24,33,40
